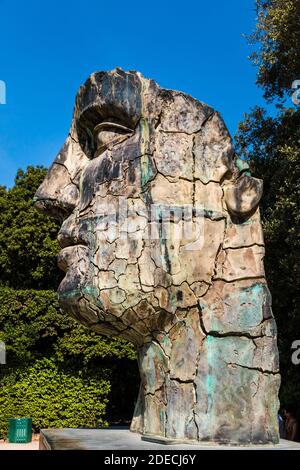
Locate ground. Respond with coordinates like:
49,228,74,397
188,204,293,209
0,434,39,450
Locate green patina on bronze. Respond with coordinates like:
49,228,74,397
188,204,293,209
235,157,251,176
59,286,99,300
35,69,280,445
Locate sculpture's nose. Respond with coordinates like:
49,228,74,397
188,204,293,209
34,163,79,220
34,135,88,220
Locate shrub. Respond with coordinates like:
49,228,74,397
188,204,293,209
0,358,110,439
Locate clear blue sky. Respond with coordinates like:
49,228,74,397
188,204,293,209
0,0,265,187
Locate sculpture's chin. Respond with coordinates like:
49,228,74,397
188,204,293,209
57,266,100,325
57,272,152,345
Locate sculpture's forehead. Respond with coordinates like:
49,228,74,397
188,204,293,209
74,70,145,128
70,70,229,192
73,69,214,134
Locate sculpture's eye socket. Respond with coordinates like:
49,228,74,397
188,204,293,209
93,119,134,157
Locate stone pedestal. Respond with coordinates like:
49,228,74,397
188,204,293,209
39,428,300,451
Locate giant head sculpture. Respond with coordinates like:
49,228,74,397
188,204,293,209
35,68,280,444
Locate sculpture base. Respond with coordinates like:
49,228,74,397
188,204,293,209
39,428,300,450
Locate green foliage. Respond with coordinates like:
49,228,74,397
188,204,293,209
0,287,136,364
0,285,138,429
0,358,110,438
55,326,137,363
236,108,300,406
0,166,61,289
0,166,139,433
236,0,300,406
0,288,70,362
249,0,300,102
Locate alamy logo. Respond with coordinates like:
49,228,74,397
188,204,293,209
0,80,6,104
0,341,6,364
291,80,300,105
291,340,300,365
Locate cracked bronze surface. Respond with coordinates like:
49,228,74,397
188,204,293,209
34,68,280,445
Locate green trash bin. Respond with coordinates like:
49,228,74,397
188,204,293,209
8,418,32,443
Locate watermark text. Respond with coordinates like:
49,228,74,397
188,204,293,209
291,340,300,365
0,341,6,364
291,80,300,105
0,80,6,105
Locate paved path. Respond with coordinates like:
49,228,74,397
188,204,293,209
0,439,39,450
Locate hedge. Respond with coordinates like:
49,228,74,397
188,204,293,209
0,358,110,438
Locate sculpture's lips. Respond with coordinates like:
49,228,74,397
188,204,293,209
57,245,87,273
57,227,87,250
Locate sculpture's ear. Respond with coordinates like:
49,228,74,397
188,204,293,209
224,175,263,217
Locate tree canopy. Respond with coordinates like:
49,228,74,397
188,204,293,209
0,166,61,289
236,0,300,406
0,166,138,437
250,0,300,102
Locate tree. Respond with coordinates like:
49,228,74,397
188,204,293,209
0,167,139,435
0,166,61,289
0,286,138,434
236,0,300,406
250,0,300,102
